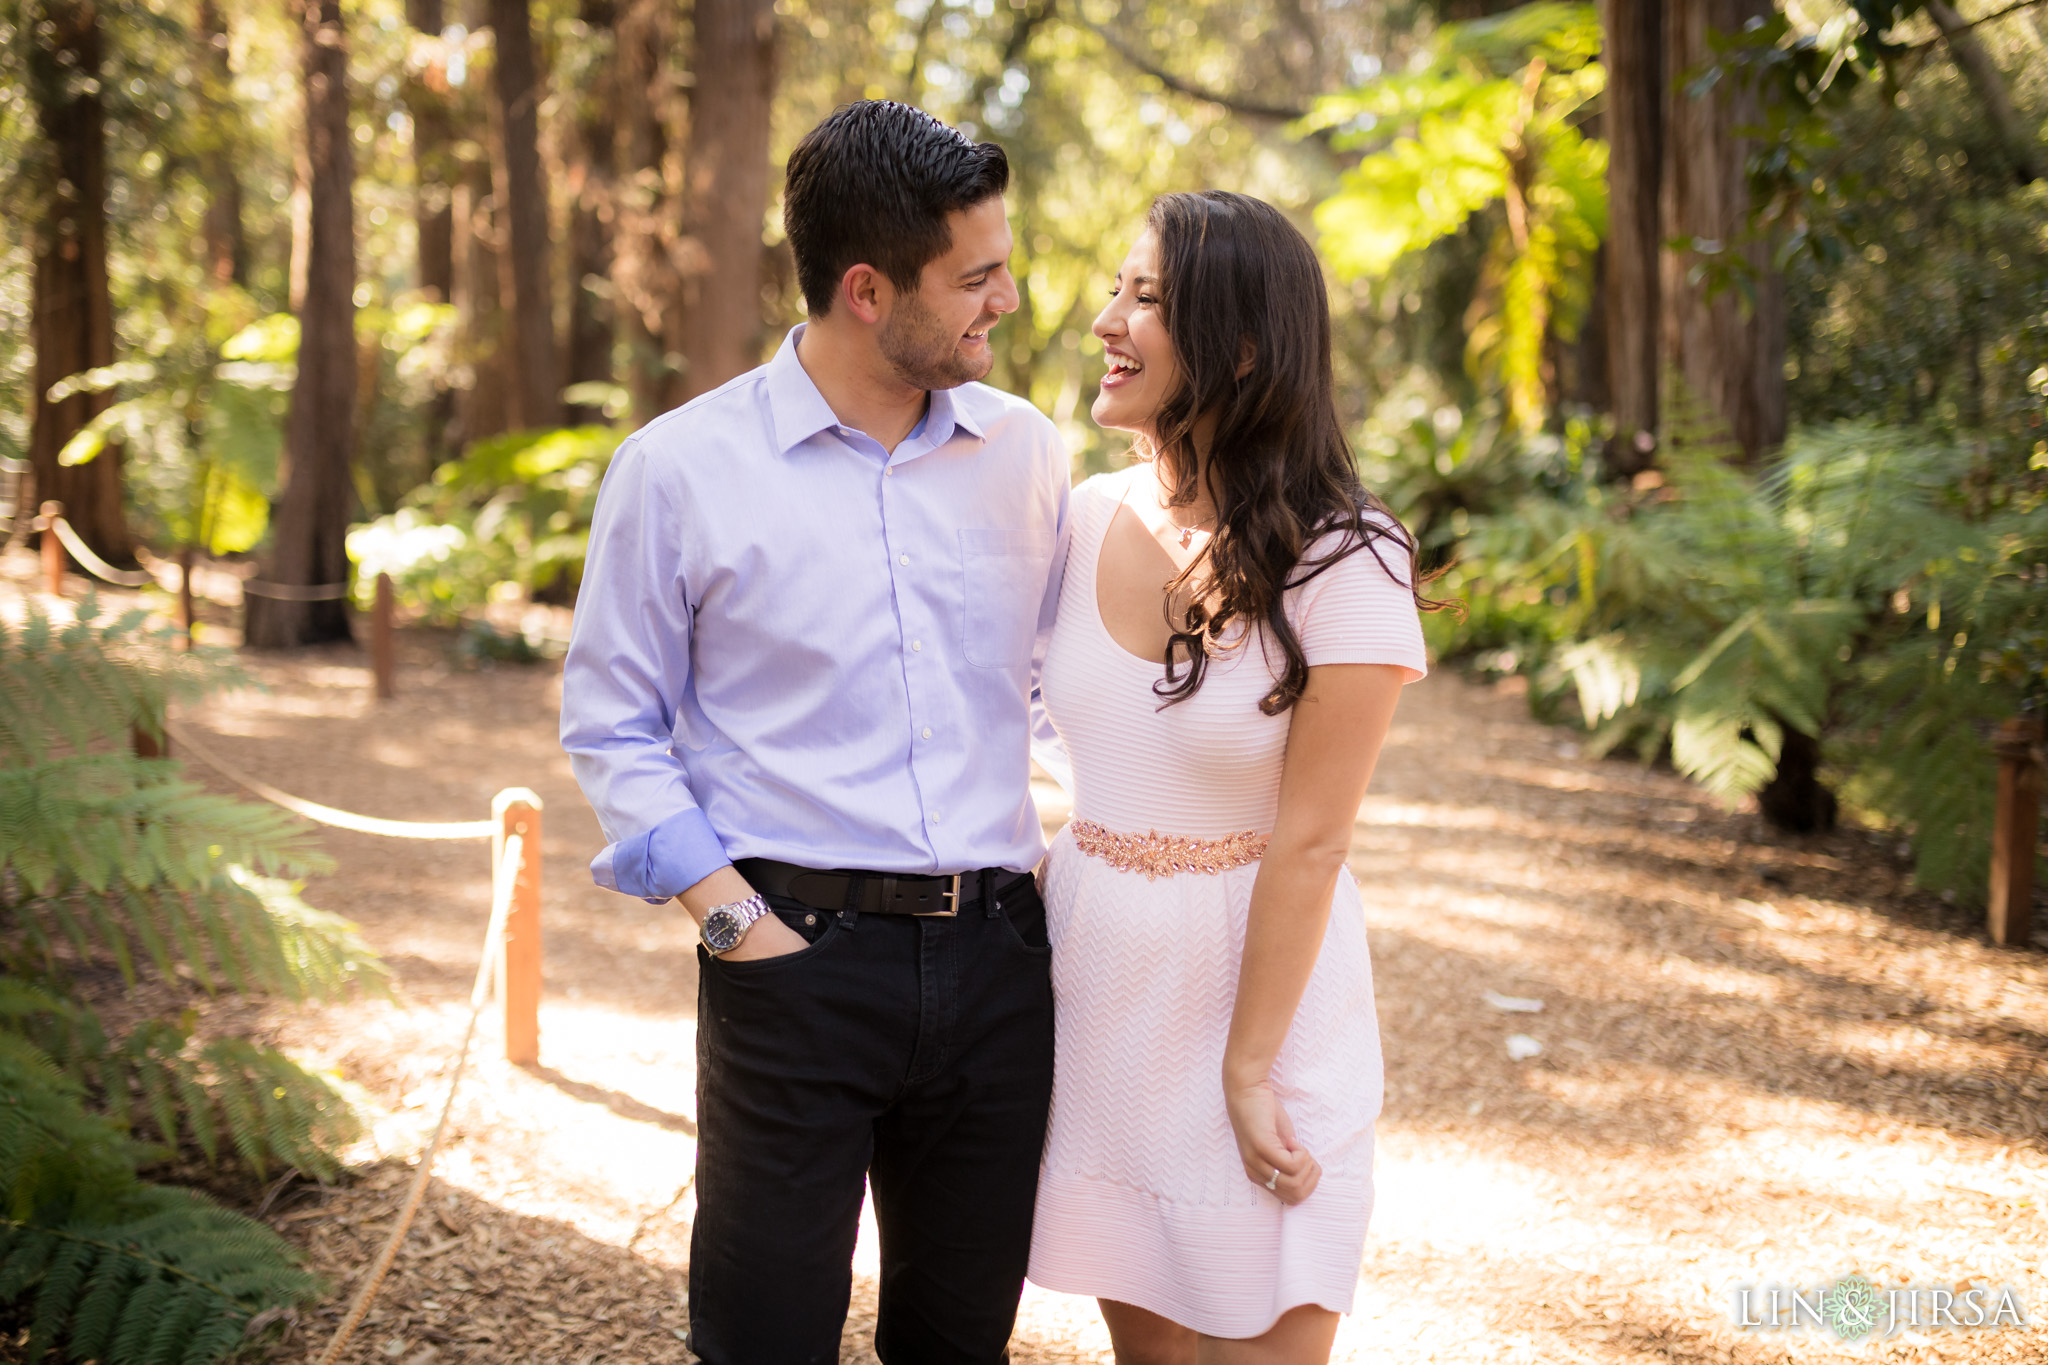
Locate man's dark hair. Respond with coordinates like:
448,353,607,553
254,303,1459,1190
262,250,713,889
783,101,1009,317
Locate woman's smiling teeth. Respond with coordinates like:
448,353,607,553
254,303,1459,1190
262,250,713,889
1107,353,1143,375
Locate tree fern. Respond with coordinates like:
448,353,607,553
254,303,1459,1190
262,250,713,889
1435,419,2043,901
2,1188,319,1365
0,598,373,1359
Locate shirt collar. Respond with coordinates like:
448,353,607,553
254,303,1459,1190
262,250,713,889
766,325,843,454
767,323,989,456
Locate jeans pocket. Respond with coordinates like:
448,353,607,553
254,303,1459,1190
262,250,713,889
994,884,1052,954
704,912,842,979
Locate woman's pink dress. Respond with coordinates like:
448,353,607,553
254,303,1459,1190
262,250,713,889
1028,466,1428,1337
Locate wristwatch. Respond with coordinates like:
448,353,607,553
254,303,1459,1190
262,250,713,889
701,893,773,956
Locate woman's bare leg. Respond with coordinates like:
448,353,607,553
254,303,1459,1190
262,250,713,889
1200,1305,1340,1365
1099,1300,1339,1365
1100,1299,1197,1365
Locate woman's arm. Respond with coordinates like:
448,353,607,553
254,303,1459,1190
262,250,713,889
1222,662,1406,1203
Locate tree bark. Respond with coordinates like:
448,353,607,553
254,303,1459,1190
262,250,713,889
196,0,248,286
677,0,777,400
565,0,618,424
406,0,457,302
613,0,686,423
246,0,358,647
1659,0,1785,463
27,0,131,567
489,0,561,429
455,156,510,445
1599,0,1662,476
405,0,457,460
1924,0,2043,185
449,0,506,445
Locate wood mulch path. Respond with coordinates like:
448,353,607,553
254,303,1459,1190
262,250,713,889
6,557,2045,1363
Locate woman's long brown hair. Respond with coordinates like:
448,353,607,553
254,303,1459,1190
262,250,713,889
1141,190,1444,715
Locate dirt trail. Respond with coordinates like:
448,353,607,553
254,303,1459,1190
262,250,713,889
7,559,2046,1363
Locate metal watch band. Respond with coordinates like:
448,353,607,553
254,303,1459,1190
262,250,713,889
703,892,771,955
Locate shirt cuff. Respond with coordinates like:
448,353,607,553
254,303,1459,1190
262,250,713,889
589,806,731,903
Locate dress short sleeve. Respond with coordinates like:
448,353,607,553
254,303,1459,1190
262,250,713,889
1289,517,1429,682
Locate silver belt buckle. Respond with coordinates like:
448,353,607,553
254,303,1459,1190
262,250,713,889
915,873,962,917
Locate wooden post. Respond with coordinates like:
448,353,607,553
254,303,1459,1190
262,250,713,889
178,543,196,650
37,501,64,597
372,571,396,700
1989,716,2042,948
493,788,544,1066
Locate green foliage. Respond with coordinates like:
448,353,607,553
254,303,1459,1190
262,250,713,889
348,423,625,622
1688,5,2046,466
61,294,294,557
0,1036,319,1363
1430,417,2045,901
1306,3,1606,431
0,599,385,1359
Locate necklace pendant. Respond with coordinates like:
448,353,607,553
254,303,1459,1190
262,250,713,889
1178,526,1195,549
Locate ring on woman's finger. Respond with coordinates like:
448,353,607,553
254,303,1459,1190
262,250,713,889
1263,1169,1279,1191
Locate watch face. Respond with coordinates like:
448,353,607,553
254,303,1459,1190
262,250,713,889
702,908,741,953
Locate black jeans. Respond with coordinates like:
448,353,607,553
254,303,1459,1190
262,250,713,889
688,875,1055,1365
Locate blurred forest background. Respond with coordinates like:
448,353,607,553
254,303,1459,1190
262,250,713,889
0,2,2044,1354
1,0,2043,892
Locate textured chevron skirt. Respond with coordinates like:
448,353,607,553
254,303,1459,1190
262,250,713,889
1026,823,1385,1338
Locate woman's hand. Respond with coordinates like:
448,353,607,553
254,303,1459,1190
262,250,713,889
1225,1076,1321,1205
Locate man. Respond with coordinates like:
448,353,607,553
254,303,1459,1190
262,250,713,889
560,101,1069,1364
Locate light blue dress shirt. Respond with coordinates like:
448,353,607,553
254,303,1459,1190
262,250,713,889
560,326,1071,900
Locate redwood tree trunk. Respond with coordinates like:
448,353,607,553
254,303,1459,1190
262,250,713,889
406,0,457,459
27,0,131,567
246,0,358,647
406,0,456,303
613,0,685,423
1599,0,1661,476
677,0,777,399
196,0,248,286
565,0,618,424
1659,0,1785,463
490,0,560,429
1924,1,2042,185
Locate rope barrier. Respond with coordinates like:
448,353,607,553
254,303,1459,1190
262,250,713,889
313,832,522,1365
36,507,347,602
165,720,497,839
241,578,351,601
47,515,155,588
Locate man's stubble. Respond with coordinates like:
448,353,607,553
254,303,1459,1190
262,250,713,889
880,289,994,391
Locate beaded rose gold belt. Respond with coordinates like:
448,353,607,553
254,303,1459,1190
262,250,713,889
1069,819,1270,880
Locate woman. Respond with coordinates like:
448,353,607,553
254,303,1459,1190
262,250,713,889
1028,191,1436,1364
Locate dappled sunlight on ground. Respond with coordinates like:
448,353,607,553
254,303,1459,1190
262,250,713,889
6,551,2042,1363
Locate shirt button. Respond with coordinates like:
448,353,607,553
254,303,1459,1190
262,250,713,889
932,811,944,824
912,639,922,651
899,554,910,566
885,467,895,477
921,727,933,739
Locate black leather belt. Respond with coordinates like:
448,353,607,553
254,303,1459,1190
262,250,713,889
735,858,1033,918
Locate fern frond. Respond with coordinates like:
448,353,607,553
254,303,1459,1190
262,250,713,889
0,1187,319,1365
0,596,250,766
3,867,381,1001
0,758,330,899
2,1002,361,1182
0,1034,144,1223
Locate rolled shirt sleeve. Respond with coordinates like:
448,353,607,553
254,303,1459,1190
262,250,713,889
560,433,732,901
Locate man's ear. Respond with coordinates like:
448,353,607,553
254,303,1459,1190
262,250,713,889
839,263,891,326
1235,336,1256,380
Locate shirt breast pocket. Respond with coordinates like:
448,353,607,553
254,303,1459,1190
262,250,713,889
959,528,1054,669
